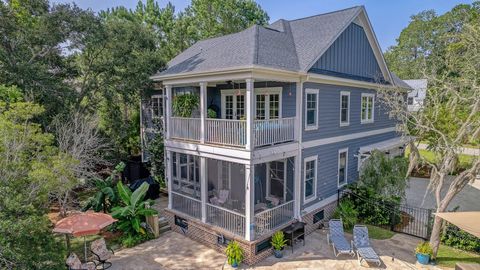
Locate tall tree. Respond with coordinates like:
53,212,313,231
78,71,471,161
379,18,480,258
385,2,480,79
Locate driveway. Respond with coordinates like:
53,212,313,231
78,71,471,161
405,177,480,211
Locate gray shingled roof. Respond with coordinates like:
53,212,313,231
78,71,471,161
156,6,363,77
391,73,413,89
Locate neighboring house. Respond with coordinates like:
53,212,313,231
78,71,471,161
404,79,427,111
142,6,411,264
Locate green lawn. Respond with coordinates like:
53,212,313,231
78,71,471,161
345,224,395,240
405,148,475,168
436,244,480,268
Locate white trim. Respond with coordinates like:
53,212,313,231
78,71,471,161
339,91,350,127
301,126,396,149
302,193,338,214
220,90,245,120
304,88,319,131
303,155,318,204
361,93,375,124
255,88,283,120
337,148,348,188
305,73,394,90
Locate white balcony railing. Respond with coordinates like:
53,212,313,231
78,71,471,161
171,192,202,220
206,203,245,237
254,201,294,236
254,117,295,147
170,117,201,142
205,119,246,147
169,117,295,148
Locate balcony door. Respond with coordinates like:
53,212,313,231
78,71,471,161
221,88,282,120
266,160,287,203
221,91,245,120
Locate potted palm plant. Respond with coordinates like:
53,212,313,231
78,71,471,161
271,231,288,258
415,241,433,265
225,241,243,268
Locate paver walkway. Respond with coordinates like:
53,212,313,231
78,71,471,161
110,228,442,270
110,230,226,270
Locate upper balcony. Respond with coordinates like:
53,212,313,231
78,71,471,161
165,79,299,150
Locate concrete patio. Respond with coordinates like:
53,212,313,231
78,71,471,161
109,225,443,270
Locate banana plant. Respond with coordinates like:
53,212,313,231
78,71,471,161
83,162,125,213
111,181,158,235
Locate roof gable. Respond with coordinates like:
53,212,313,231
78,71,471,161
308,22,384,83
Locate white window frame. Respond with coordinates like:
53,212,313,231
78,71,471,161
361,93,375,124
172,153,201,198
221,88,282,120
339,91,350,126
303,155,317,204
151,94,164,119
337,148,348,188
266,160,287,202
304,88,319,131
217,160,232,191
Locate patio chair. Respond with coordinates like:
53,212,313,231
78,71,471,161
352,225,381,266
90,238,114,270
66,253,96,270
326,219,354,257
217,189,229,204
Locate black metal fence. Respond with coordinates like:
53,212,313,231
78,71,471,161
338,189,433,239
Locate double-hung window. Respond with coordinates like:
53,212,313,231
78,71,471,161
340,91,350,126
303,156,317,203
255,88,281,120
338,148,348,187
361,93,374,123
305,89,319,130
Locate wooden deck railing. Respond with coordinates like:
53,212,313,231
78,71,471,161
205,119,246,147
206,203,245,237
171,192,202,220
254,201,294,236
254,117,295,147
170,117,201,142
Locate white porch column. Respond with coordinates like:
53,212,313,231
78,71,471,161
167,150,173,209
294,82,302,142
245,163,255,241
245,78,255,150
200,157,207,222
199,82,207,144
165,85,172,140
294,153,302,220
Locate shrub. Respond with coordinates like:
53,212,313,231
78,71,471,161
441,224,480,253
83,162,125,212
119,233,152,248
333,200,358,229
415,242,433,255
225,241,244,266
346,184,401,226
271,231,287,251
111,182,158,236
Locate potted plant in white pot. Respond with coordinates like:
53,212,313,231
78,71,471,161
415,241,433,265
271,231,288,258
225,241,243,268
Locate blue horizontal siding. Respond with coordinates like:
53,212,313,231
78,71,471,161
301,131,400,209
309,23,384,82
302,82,396,142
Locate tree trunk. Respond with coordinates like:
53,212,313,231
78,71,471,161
429,211,445,259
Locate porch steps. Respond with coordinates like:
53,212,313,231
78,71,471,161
158,216,171,234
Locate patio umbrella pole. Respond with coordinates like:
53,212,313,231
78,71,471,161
84,236,87,262
65,234,71,254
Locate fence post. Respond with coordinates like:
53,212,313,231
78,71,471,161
426,209,433,240
389,204,395,232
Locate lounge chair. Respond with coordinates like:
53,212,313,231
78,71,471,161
90,238,114,269
352,225,381,266
66,253,96,270
327,219,354,257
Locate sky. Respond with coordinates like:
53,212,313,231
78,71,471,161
52,0,474,51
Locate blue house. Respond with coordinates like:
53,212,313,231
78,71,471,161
142,6,411,264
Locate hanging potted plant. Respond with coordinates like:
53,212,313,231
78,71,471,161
225,241,243,268
271,231,288,258
172,93,199,117
415,241,433,265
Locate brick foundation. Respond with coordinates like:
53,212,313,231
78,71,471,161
163,200,338,265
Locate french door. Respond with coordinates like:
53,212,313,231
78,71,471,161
255,92,281,120
222,94,245,120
